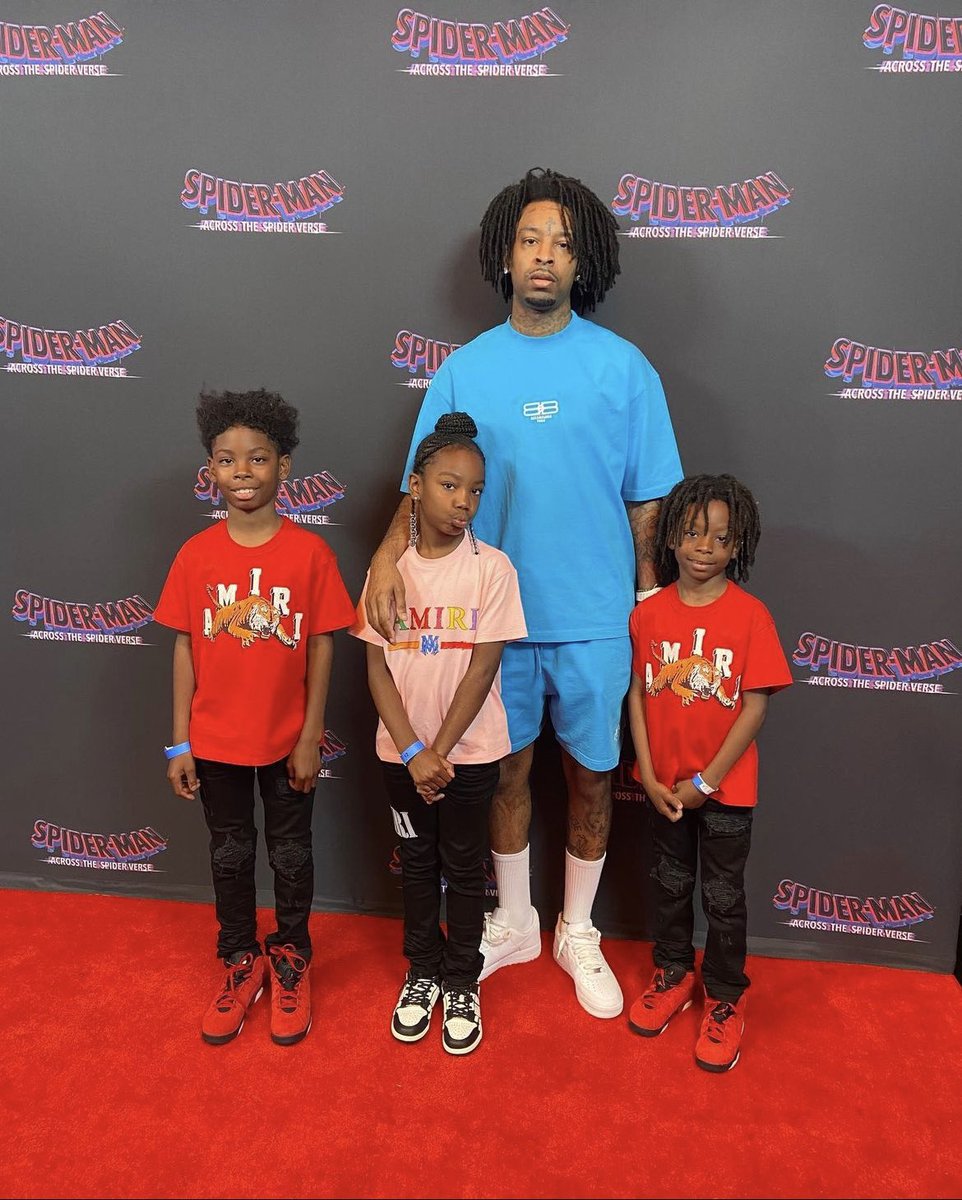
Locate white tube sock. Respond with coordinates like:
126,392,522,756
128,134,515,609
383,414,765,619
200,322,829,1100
562,849,605,930
491,846,532,930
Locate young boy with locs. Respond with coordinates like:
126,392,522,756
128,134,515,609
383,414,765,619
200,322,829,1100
154,388,355,1046
626,475,791,1072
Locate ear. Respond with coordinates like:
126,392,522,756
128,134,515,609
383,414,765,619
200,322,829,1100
408,474,421,500
278,454,292,482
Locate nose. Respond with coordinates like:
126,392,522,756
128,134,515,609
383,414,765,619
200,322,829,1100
535,241,553,263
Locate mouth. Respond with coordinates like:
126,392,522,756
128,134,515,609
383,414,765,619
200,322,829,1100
232,487,257,500
528,272,556,284
450,517,468,529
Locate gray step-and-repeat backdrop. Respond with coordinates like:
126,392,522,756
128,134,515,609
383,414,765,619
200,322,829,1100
2,2,960,972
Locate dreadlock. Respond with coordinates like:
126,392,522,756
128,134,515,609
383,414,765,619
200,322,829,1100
654,475,762,586
412,411,484,474
197,387,299,456
479,167,621,313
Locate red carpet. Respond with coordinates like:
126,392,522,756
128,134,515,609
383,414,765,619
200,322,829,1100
0,888,959,1200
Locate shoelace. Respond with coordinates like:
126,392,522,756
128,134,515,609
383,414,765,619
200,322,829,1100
705,1002,736,1042
214,955,254,1010
560,925,607,975
444,990,478,1023
270,945,307,1008
399,977,438,1010
482,913,511,944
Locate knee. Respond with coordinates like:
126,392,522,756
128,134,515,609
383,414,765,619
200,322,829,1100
268,839,312,883
211,833,255,878
702,876,743,915
651,854,694,898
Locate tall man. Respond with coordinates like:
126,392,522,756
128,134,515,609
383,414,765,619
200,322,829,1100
366,168,683,1018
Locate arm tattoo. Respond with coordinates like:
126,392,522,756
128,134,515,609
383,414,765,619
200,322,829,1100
626,499,662,591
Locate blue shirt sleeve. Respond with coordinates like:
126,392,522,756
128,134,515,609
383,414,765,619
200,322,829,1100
399,363,456,492
622,360,684,502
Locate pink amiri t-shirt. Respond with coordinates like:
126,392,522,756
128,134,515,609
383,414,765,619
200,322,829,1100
351,536,527,764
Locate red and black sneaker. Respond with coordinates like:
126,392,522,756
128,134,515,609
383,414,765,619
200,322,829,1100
201,951,265,1045
695,993,747,1072
268,945,312,1045
628,964,695,1037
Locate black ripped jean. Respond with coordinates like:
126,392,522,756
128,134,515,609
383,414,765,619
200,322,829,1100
647,798,754,1003
195,757,315,962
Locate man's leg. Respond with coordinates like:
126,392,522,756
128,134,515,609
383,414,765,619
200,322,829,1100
546,639,630,1018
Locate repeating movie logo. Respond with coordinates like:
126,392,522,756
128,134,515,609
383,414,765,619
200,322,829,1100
12,590,153,645
774,878,934,942
32,820,167,872
793,632,962,693
391,6,570,76
612,759,645,803
180,168,344,235
612,170,793,240
863,5,962,72
0,10,124,77
1,314,141,378
194,465,346,527
389,845,498,897
391,328,460,390
319,729,347,780
824,337,962,401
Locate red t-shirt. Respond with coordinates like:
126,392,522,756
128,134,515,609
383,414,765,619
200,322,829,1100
154,519,356,766
629,582,792,807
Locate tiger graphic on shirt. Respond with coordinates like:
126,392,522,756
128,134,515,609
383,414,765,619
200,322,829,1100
646,631,741,710
203,568,302,649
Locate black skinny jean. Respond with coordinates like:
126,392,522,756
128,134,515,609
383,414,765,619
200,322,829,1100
195,757,315,961
383,760,498,989
647,798,754,1003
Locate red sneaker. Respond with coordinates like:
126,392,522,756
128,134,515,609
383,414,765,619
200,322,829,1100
201,952,265,1045
628,964,695,1036
268,945,312,1045
695,993,747,1072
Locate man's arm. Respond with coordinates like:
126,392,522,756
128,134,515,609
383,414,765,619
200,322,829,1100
626,499,662,593
365,498,410,641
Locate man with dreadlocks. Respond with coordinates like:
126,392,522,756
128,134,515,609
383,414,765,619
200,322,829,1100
365,167,682,1020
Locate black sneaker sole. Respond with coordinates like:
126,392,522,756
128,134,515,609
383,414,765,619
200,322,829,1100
695,1049,740,1073
628,996,693,1038
442,1027,482,1055
392,1018,432,1042
271,1017,312,1046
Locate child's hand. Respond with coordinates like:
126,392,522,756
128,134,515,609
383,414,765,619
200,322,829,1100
287,740,321,793
672,779,706,810
167,752,200,801
408,749,455,797
646,781,683,822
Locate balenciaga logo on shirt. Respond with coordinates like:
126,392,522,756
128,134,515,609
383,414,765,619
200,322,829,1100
522,399,559,423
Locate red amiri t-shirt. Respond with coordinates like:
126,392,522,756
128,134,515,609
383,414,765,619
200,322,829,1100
154,519,356,766
629,582,792,807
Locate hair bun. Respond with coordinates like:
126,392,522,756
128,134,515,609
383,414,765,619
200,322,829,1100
435,411,477,439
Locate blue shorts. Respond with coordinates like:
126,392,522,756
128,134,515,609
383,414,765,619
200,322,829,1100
500,638,631,772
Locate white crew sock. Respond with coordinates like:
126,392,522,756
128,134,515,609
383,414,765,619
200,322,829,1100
491,846,532,930
562,849,605,930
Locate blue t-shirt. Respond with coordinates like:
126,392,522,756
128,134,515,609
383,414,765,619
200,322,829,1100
401,314,683,641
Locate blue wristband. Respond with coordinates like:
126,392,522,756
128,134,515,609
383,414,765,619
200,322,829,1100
692,772,717,796
164,741,191,760
400,740,425,766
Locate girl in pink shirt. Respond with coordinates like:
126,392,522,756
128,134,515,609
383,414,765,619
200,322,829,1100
352,412,526,1055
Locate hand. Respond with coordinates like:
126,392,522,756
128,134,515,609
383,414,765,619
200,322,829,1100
366,556,406,643
672,779,707,810
645,780,683,822
167,752,199,801
407,748,454,798
287,740,321,793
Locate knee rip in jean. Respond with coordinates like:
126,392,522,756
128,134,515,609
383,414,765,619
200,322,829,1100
703,811,751,837
703,877,742,914
652,856,694,897
212,834,254,876
269,840,312,881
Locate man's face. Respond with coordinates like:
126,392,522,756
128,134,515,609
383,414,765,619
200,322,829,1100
506,200,578,314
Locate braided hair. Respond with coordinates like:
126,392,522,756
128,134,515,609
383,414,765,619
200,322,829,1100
654,475,762,586
412,411,484,474
479,167,621,314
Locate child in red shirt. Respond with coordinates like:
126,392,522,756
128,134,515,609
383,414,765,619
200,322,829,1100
154,389,355,1047
626,474,791,1072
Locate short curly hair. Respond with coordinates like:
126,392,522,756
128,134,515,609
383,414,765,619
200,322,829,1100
196,388,300,456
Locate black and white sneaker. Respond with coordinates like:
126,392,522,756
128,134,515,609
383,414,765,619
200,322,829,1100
441,985,482,1055
391,973,441,1043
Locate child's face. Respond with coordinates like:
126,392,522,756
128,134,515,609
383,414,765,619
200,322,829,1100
208,425,290,516
671,500,737,588
409,446,484,543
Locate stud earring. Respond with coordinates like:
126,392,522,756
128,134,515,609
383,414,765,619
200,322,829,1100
409,498,419,548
